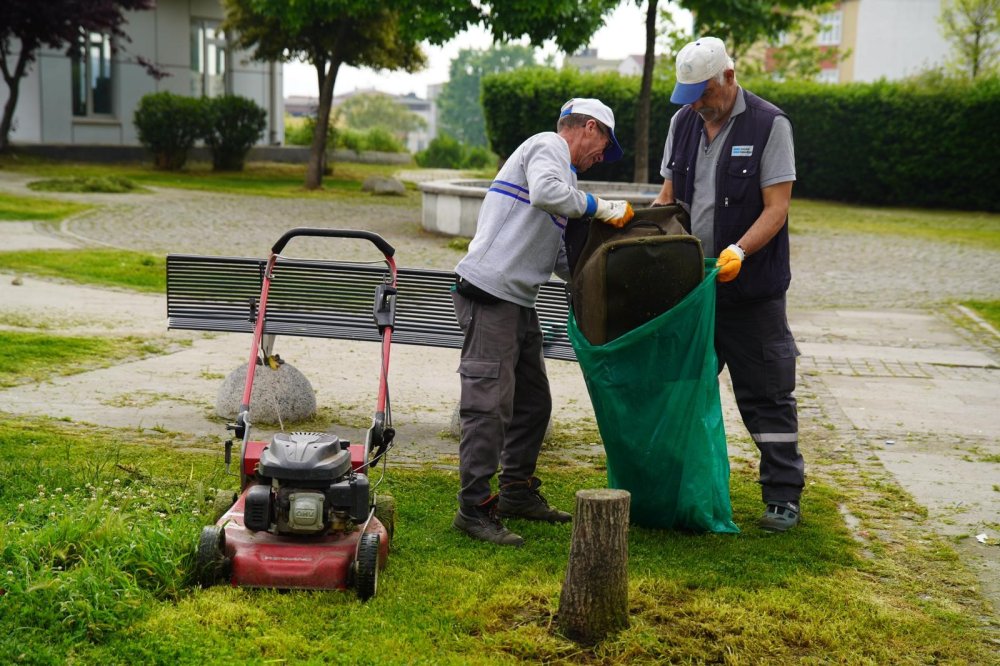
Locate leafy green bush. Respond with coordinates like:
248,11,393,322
415,134,465,168
482,69,1000,211
133,92,205,171
336,127,366,154
202,95,267,171
462,145,496,169
364,127,404,153
284,117,314,146
482,68,646,183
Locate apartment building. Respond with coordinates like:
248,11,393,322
793,0,951,82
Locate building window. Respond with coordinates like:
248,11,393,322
816,67,840,84
817,10,842,46
191,19,228,98
71,31,113,117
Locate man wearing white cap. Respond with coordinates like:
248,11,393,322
451,98,634,546
653,37,804,532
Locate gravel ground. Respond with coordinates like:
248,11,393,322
0,168,992,311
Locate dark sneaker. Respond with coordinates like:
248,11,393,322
759,502,800,532
498,477,571,523
453,495,524,547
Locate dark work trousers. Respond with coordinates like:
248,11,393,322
452,292,552,508
715,295,804,504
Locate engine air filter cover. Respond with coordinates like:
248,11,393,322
260,432,352,481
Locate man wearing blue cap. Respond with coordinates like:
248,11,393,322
451,98,634,546
652,37,804,533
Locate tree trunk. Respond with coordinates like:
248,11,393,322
0,47,31,154
633,0,658,184
305,58,341,190
557,488,631,644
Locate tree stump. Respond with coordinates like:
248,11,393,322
557,488,631,643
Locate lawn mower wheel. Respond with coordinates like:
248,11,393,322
196,525,229,588
354,532,380,601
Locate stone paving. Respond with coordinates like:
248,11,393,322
1,169,998,615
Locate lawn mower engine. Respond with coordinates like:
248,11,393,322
244,432,369,536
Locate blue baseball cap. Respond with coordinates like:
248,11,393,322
671,37,729,105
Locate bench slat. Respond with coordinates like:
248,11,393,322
166,254,576,362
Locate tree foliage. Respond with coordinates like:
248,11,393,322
484,0,621,53
0,0,160,152
225,0,620,189
680,0,831,59
223,0,452,188
939,0,1000,79
335,92,426,136
437,44,539,147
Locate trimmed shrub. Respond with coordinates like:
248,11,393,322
462,145,497,169
415,135,465,168
364,127,405,153
202,95,267,171
284,116,314,146
133,92,205,171
481,69,1000,211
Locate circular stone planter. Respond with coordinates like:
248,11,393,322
419,179,662,237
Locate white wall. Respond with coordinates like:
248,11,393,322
1,0,282,147
853,0,949,81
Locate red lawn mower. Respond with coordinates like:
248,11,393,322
196,229,398,600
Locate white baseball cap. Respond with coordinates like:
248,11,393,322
559,98,624,162
671,37,730,105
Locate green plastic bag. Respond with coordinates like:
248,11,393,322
568,261,739,533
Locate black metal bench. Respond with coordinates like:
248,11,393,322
166,254,577,362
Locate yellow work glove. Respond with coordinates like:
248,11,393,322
716,243,745,283
594,198,635,228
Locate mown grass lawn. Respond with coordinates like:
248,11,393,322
0,249,165,293
0,155,420,202
0,191,91,221
0,416,995,665
0,158,997,662
0,331,169,387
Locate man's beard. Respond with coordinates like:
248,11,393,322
697,107,721,123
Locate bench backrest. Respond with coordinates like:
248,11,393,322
166,254,577,362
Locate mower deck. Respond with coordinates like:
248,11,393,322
216,484,389,590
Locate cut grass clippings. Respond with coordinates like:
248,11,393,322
0,331,167,387
0,249,165,293
0,415,995,664
0,192,91,222
27,176,146,194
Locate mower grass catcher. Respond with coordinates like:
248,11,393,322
196,228,399,601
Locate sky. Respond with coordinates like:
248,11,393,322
282,4,693,100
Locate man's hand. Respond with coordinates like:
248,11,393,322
594,198,634,228
716,244,745,282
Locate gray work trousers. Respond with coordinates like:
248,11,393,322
715,295,805,504
452,292,552,508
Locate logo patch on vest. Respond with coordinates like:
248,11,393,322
731,145,753,157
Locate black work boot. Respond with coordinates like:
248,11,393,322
498,477,571,523
452,494,525,547
758,501,801,533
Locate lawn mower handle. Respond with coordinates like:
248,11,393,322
271,228,396,258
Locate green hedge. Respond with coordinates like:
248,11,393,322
482,69,1000,211
134,92,267,171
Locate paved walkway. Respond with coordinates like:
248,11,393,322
1,171,998,613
